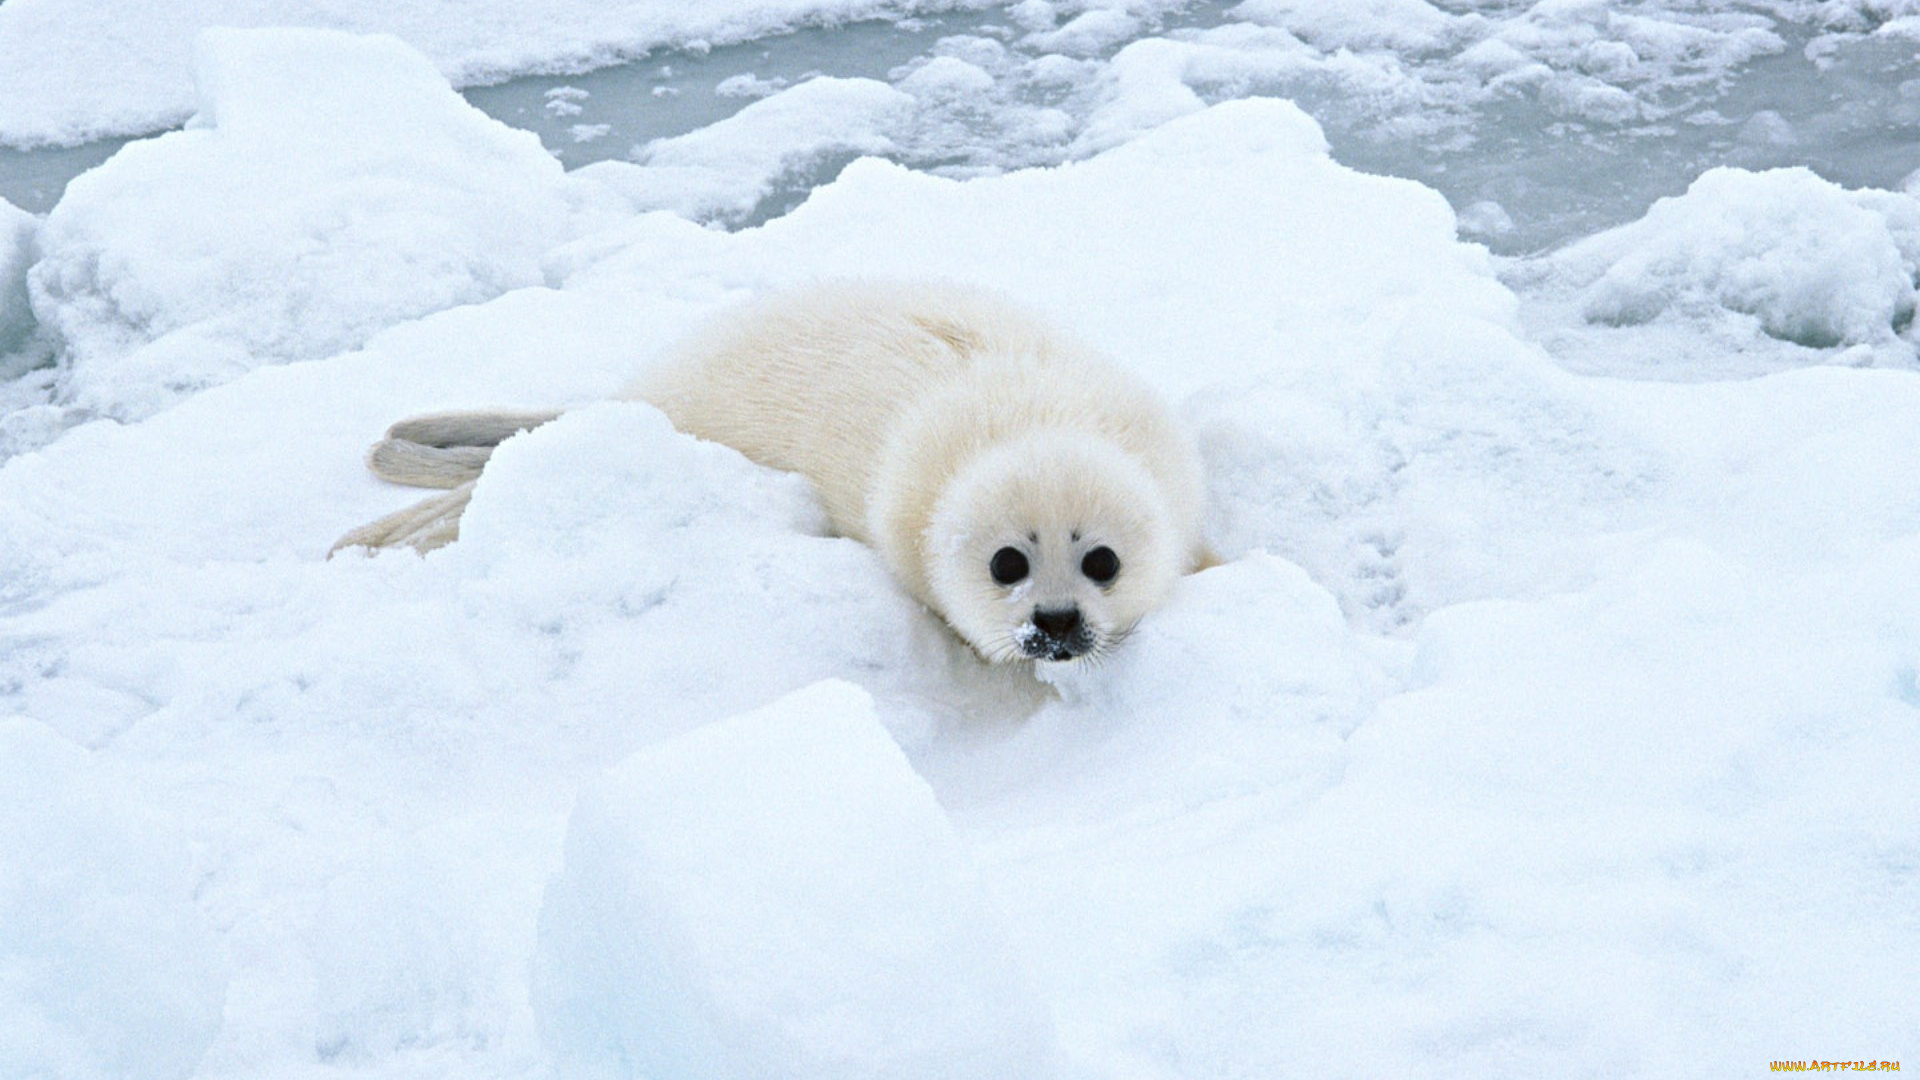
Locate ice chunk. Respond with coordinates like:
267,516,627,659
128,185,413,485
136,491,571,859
28,28,613,420
1455,197,1515,240
1023,9,1142,57
0,198,34,358
896,55,998,100
1073,38,1210,154
1555,167,1919,351
1233,0,1455,52
0,718,227,1080
533,680,1053,1080
580,76,913,226
714,73,787,99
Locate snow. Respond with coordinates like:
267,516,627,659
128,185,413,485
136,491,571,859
535,679,1053,1080
1,18,1918,1080
0,719,227,1080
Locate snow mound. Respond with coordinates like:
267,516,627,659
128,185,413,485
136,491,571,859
1552,167,1920,354
28,28,614,421
1066,554,1389,739
0,719,227,1080
992,554,1397,826
533,679,1054,1080
458,402,830,559
434,401,975,725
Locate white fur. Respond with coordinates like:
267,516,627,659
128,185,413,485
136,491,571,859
336,281,1211,663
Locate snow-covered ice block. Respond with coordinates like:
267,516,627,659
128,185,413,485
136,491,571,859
0,718,226,1080
533,680,1053,1080
28,27,615,420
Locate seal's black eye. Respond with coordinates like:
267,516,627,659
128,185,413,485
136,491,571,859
989,547,1029,586
1081,546,1120,584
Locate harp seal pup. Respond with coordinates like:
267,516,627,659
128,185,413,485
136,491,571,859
334,281,1212,664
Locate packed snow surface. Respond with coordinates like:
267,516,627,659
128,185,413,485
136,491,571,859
1,21,1918,1080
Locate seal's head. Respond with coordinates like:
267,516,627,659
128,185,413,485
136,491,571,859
924,430,1183,665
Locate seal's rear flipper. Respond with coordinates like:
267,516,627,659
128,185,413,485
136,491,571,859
385,409,564,449
365,438,496,489
334,408,562,556
328,480,476,557
364,408,564,488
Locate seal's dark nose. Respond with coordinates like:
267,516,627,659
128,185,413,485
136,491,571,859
1020,606,1091,661
1032,606,1082,639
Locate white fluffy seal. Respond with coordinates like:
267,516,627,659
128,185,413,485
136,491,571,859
335,281,1213,664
